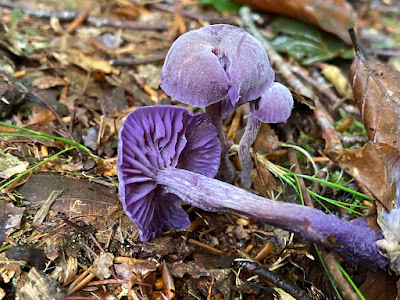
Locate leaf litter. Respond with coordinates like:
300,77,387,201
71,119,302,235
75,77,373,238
0,0,400,299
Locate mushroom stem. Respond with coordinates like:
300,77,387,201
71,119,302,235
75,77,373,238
238,102,261,188
206,102,236,183
156,167,387,269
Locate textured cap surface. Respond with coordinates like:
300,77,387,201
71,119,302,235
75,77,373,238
250,82,294,123
161,24,274,108
118,106,221,241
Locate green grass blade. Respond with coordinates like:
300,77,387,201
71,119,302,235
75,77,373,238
337,263,366,300
294,174,374,201
0,122,91,153
0,146,76,190
314,244,343,300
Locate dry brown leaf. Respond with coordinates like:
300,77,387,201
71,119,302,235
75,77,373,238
17,174,119,229
0,202,25,244
350,59,400,149
234,0,355,44
66,49,120,75
331,141,397,211
32,76,67,89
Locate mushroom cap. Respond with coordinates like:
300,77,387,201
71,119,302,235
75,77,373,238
250,82,294,123
160,24,274,108
118,106,221,241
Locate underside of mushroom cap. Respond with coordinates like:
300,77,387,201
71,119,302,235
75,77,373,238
118,106,221,241
160,24,274,108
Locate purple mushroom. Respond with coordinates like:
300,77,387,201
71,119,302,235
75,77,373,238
118,105,387,269
160,24,293,187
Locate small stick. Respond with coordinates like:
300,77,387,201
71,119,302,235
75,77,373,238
238,261,313,300
111,53,167,66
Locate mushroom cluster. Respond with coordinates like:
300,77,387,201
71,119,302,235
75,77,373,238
117,24,390,270
118,105,387,268
160,24,293,186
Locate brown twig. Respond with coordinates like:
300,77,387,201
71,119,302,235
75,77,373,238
111,53,167,66
238,261,313,300
320,249,361,300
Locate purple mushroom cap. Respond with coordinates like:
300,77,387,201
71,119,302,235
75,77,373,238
160,24,275,109
118,106,221,241
250,82,294,123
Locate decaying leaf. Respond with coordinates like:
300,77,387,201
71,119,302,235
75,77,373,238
17,268,66,299
0,201,25,244
351,58,400,149
17,174,119,229
0,252,25,284
0,153,29,179
234,0,355,44
331,141,397,211
32,76,67,89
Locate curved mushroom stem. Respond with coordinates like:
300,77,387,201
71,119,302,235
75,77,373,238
156,167,388,269
238,102,260,188
206,102,235,183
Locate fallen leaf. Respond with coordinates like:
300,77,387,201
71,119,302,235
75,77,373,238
17,174,119,229
67,49,120,75
0,153,29,179
331,141,397,211
32,76,66,89
234,0,355,44
350,58,400,149
0,201,25,244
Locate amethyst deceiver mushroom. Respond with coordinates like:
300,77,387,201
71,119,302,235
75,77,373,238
118,106,387,268
160,24,293,187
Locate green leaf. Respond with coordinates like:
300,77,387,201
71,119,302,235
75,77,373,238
271,18,354,65
200,0,241,13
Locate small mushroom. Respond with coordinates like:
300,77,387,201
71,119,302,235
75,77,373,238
239,82,293,187
118,106,387,269
160,24,293,186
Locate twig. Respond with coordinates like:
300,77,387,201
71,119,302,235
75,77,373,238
320,249,361,300
111,53,167,66
238,261,313,300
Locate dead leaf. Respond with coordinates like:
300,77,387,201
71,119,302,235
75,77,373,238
0,252,25,284
67,49,120,75
0,153,29,179
331,141,397,211
359,269,398,300
0,202,25,244
320,64,354,100
350,59,400,149
234,0,355,44
32,76,66,89
17,268,65,299
17,174,119,229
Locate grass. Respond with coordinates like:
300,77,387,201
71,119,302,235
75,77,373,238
0,121,91,153
0,122,93,190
